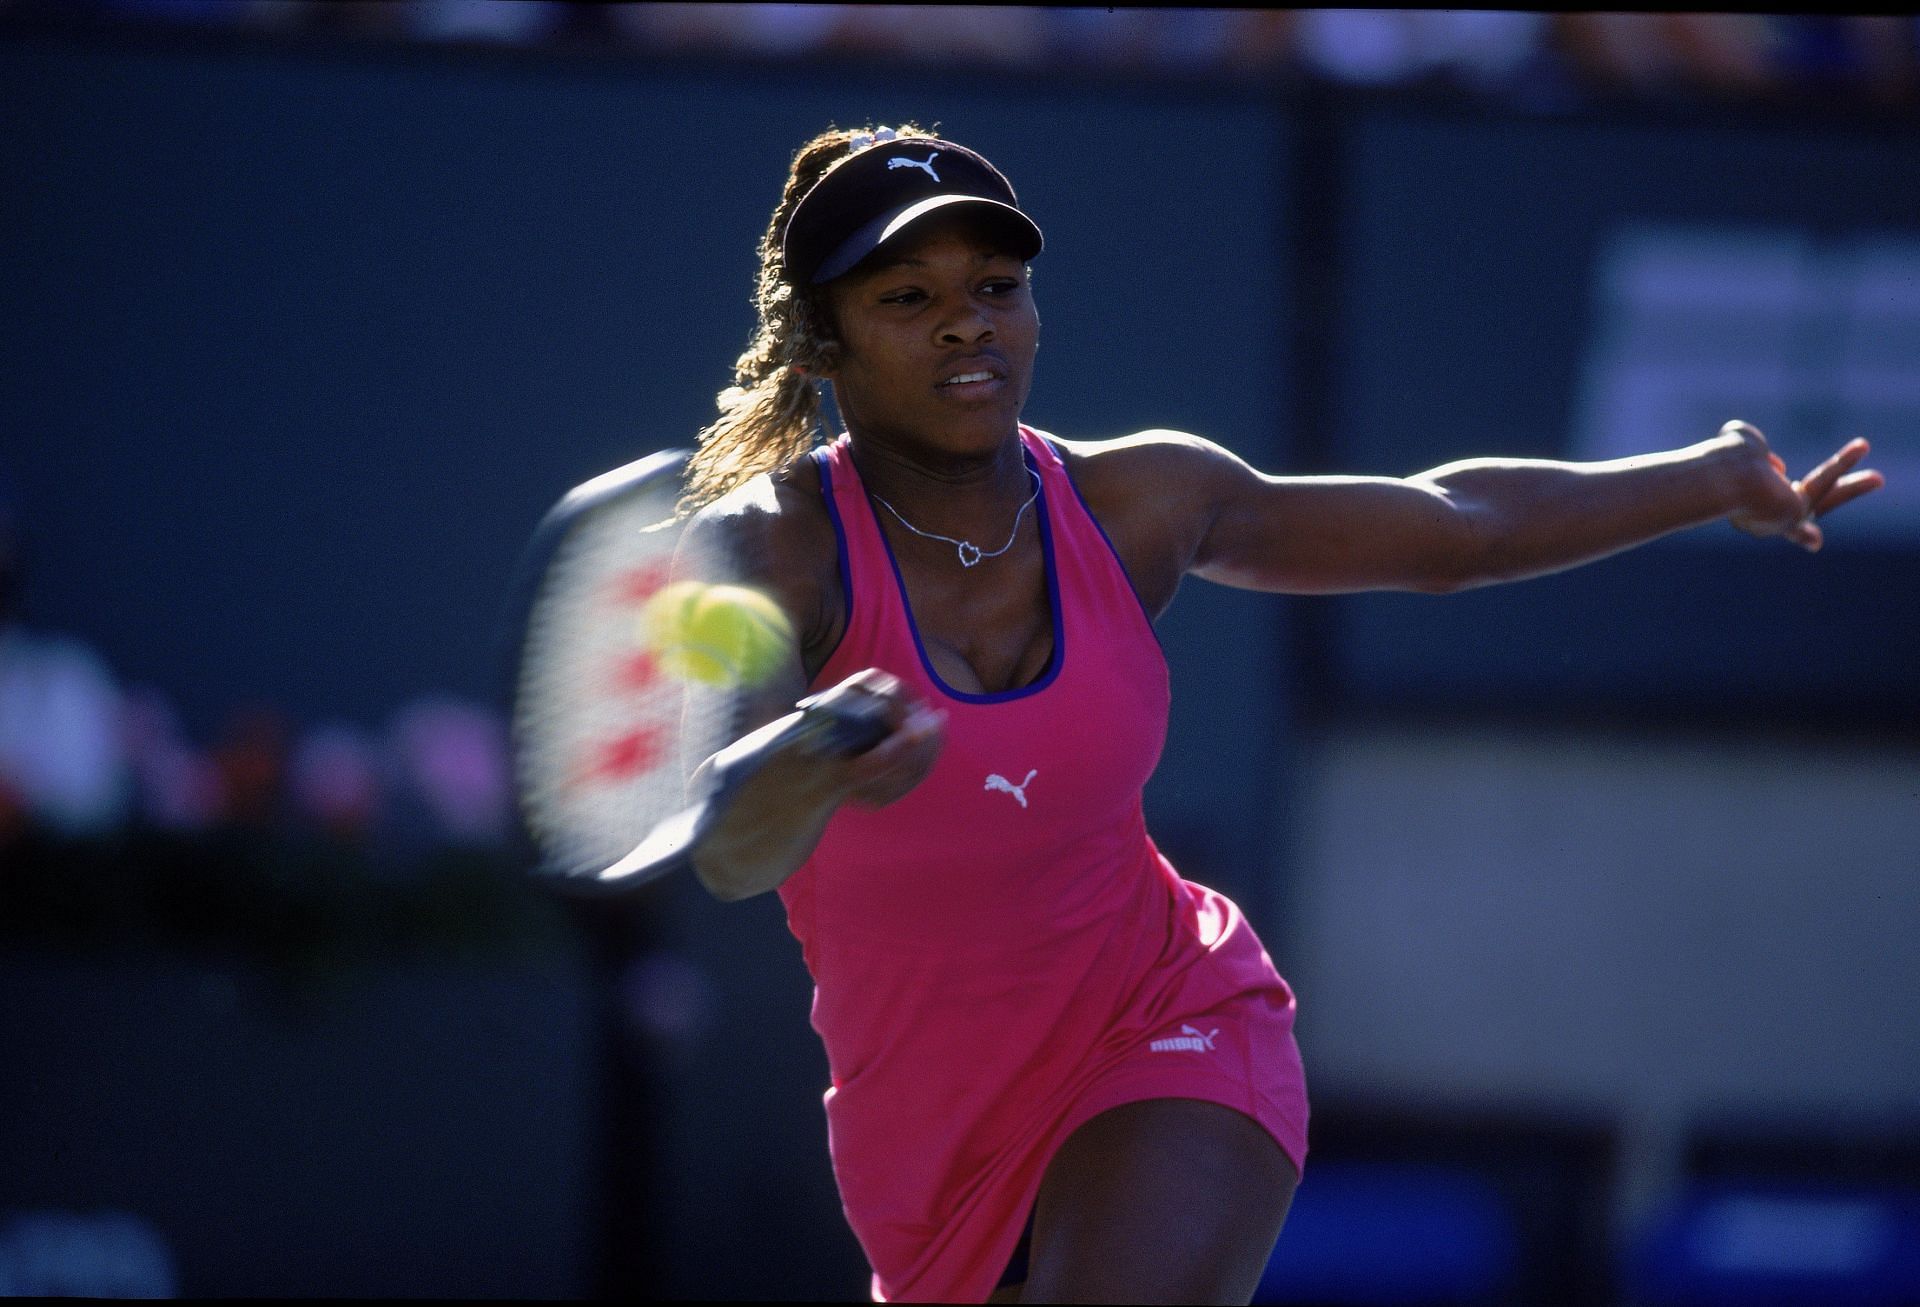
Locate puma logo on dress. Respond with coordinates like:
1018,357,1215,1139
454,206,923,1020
984,769,1038,808
1150,1024,1219,1053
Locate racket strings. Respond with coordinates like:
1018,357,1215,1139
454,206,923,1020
514,477,737,878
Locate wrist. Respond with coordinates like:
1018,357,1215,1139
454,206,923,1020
1699,429,1767,518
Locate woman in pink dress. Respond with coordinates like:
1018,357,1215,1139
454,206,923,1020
677,124,1881,1304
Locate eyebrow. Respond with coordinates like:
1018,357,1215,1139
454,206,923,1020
864,250,1018,275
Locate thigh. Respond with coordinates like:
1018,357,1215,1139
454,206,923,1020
1017,1097,1299,1305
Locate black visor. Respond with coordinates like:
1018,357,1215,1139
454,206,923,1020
781,136,1044,286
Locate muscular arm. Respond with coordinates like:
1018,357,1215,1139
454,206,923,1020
674,475,943,902
1200,434,1762,595
1074,423,1880,600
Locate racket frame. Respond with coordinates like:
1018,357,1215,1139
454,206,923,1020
502,447,888,898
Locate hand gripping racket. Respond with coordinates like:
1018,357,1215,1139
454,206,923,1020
503,448,890,896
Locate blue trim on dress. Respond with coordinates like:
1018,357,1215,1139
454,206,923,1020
810,444,856,681
867,441,1065,705
1043,436,1169,659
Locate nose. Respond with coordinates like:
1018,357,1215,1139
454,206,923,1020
936,301,994,347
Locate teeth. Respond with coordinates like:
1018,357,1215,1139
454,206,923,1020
945,371,994,385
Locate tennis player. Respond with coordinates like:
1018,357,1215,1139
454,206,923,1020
676,125,1882,1304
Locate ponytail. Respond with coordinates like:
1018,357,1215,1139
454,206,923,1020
679,123,935,513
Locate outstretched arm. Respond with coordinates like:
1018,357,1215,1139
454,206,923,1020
1183,421,1883,596
672,487,945,902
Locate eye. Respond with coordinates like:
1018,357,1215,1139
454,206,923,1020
980,277,1023,297
878,287,926,306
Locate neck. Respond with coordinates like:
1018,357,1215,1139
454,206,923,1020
846,427,1032,532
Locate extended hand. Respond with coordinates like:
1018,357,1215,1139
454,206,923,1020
1723,421,1885,552
690,668,944,900
794,668,945,809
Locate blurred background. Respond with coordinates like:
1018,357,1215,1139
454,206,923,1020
3,3,1917,1302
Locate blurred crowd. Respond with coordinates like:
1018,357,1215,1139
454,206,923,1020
0,482,543,974
10,2,1919,111
0,473,508,861
1,645,513,863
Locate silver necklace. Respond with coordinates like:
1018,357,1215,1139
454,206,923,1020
869,467,1041,568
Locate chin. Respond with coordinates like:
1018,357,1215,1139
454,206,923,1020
847,395,1027,459
940,385,1030,438
940,409,1025,452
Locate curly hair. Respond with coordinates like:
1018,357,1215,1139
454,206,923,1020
679,123,938,513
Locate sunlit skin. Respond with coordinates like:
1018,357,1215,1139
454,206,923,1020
817,212,1042,532
677,217,1048,906
681,214,1887,956
679,199,1885,1304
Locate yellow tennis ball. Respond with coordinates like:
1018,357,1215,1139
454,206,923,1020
638,581,794,688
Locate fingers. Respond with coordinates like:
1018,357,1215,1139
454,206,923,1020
1795,437,1873,508
1781,442,1884,551
843,701,945,808
796,667,947,808
1819,468,1886,515
1726,425,1886,551
1794,445,1884,553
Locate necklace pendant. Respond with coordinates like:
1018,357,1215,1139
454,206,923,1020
957,541,983,568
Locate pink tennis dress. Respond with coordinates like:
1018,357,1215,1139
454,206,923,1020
782,426,1309,1303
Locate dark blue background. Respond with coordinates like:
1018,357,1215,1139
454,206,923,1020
4,18,1914,1302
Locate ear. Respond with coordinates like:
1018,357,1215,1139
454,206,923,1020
798,288,842,379
808,340,843,381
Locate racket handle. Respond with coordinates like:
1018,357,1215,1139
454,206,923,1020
795,684,895,756
551,684,902,899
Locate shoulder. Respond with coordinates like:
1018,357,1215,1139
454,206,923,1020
685,449,843,656
1044,427,1247,498
686,449,831,549
1034,427,1254,617
1043,426,1251,546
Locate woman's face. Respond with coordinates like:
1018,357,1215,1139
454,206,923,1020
818,212,1039,461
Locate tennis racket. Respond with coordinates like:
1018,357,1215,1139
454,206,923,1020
503,447,891,896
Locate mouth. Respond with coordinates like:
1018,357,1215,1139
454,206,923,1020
936,357,1010,399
